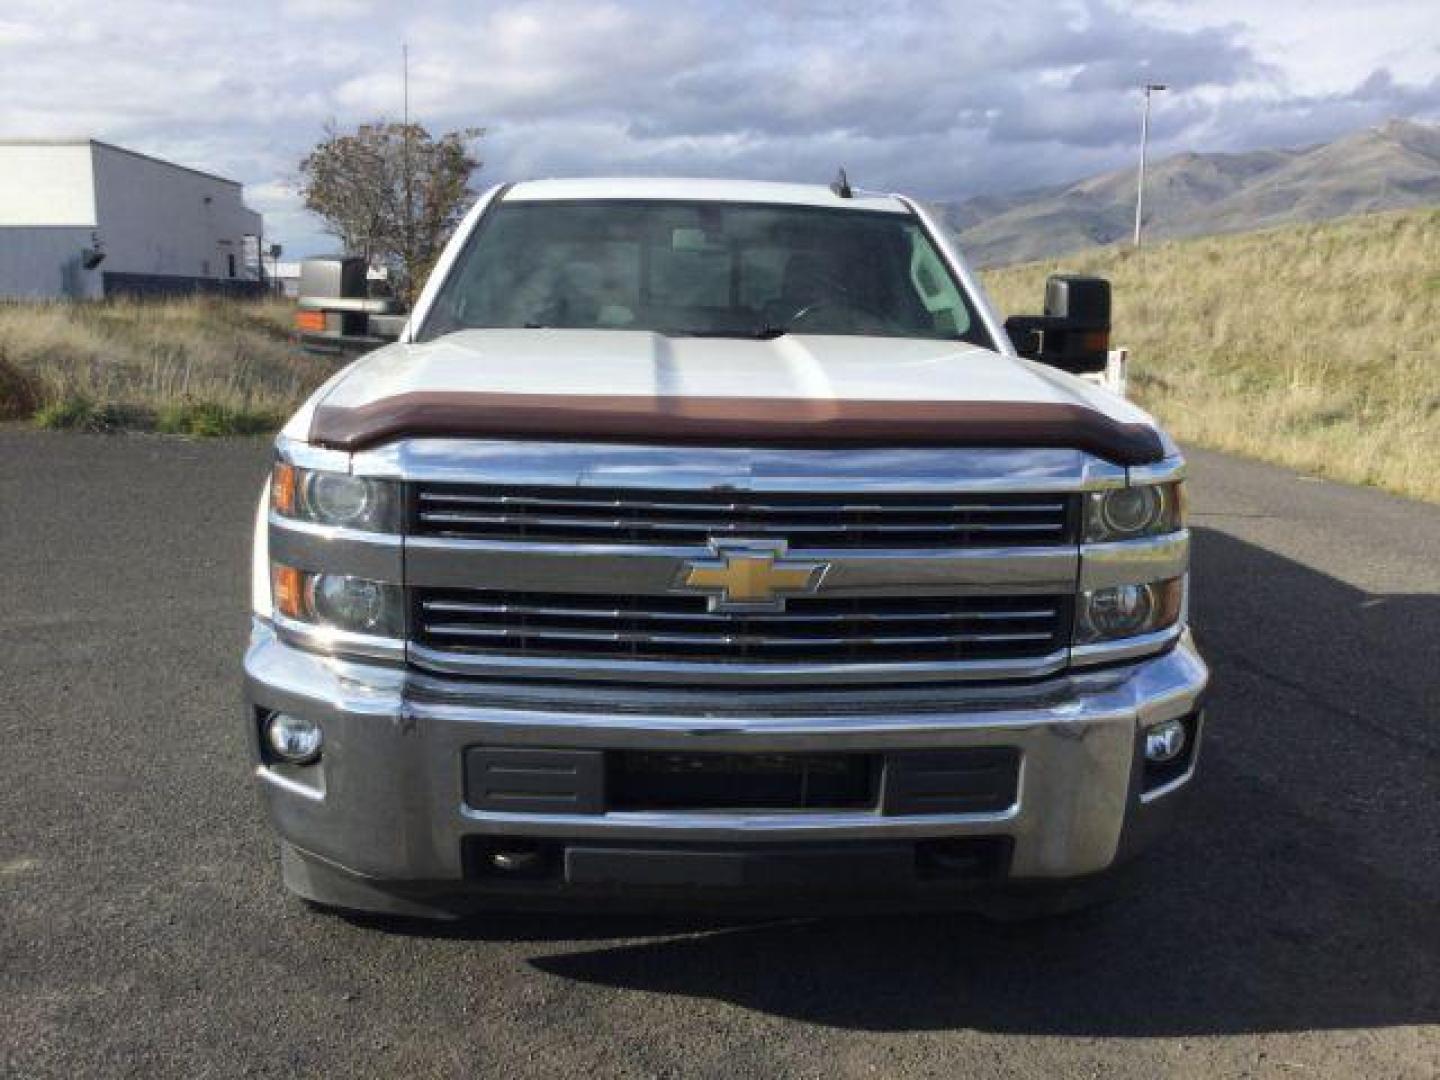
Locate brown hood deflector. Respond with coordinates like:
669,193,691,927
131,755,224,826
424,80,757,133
309,392,1166,465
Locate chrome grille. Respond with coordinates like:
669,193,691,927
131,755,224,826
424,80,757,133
412,589,1071,665
411,484,1076,549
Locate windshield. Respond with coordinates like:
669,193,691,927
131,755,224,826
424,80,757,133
417,199,987,345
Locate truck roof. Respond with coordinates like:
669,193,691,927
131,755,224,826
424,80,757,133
501,177,910,214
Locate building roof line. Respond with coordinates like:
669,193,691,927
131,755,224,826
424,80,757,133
89,140,243,188
0,138,91,145
0,222,99,230
0,137,244,188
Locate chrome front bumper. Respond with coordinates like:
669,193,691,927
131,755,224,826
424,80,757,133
244,618,1208,905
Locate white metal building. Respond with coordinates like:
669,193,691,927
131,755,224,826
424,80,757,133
0,139,264,299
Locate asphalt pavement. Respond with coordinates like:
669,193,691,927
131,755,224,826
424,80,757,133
1,427,1437,1078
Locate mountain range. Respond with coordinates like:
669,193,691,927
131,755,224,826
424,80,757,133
944,118,1440,267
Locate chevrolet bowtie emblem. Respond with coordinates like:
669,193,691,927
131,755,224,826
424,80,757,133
678,540,828,613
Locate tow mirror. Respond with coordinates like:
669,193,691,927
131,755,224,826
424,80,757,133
294,256,405,356
1004,274,1111,374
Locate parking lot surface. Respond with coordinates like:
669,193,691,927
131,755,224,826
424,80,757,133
2,428,1437,1078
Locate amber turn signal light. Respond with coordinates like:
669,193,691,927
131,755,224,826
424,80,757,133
272,564,305,620
294,309,327,333
1153,576,1185,629
271,463,297,515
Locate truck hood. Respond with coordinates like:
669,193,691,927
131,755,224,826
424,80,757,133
303,329,1165,464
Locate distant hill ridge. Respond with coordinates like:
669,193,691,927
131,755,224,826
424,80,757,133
946,118,1440,267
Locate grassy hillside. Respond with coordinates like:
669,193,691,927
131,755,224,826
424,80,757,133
983,207,1440,502
0,296,332,435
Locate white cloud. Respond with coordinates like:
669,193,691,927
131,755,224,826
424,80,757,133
0,19,42,44
0,0,1434,255
1133,0,1440,92
280,0,380,16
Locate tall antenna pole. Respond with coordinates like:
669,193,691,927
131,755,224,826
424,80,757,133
1133,82,1167,248
401,42,412,295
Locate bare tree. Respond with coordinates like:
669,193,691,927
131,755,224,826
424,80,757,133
299,122,483,301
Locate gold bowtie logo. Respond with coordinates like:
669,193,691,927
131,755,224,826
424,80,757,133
679,540,828,612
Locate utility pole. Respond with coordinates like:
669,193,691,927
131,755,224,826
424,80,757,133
1133,82,1167,248
401,43,413,296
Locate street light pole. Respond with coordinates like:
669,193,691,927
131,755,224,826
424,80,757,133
1133,82,1167,248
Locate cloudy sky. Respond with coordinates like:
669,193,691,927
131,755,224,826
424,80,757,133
2,0,1436,254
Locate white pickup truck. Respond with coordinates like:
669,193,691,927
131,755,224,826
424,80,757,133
246,178,1207,919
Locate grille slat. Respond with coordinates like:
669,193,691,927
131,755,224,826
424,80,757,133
413,483,1076,549
419,492,1067,515
419,512,1064,536
421,625,1056,647
422,598,1058,624
413,589,1070,665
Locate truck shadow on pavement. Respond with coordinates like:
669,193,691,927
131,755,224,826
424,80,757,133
509,526,1440,1037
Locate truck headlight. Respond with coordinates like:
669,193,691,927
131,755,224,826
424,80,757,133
309,575,393,634
1084,482,1184,542
272,565,404,638
271,463,400,532
1075,577,1184,644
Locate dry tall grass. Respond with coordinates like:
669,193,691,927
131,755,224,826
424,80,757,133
4,213,1438,497
0,296,334,434
983,207,1440,502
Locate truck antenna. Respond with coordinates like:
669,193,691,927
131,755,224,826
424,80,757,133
830,167,853,199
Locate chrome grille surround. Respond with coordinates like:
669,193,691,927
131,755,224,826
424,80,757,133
292,439,1166,685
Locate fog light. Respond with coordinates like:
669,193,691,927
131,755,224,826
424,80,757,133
265,712,322,765
1144,718,1187,763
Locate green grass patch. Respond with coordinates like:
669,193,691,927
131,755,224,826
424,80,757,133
33,392,281,436
155,401,281,436
33,396,121,431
